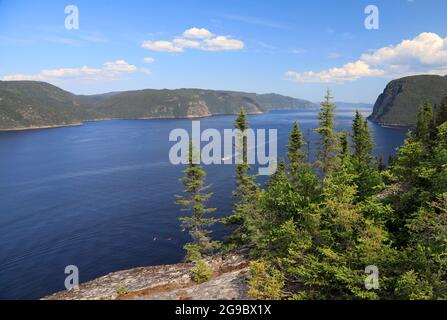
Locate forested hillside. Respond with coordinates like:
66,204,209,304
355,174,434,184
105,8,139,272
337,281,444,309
369,75,447,126
0,81,316,130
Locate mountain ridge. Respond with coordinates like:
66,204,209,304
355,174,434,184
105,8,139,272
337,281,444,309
0,81,318,130
369,75,447,126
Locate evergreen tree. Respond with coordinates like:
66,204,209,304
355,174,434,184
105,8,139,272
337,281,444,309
339,130,349,158
287,122,320,204
316,89,339,178
288,122,305,169
436,96,447,126
286,157,394,300
377,155,386,171
287,121,306,185
268,160,286,186
236,92,447,300
176,141,218,260
225,109,261,248
416,101,434,147
352,111,373,160
350,111,382,199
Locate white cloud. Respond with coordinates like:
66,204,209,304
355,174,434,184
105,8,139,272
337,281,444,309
142,40,183,53
173,37,201,49
2,74,43,81
141,28,244,53
202,36,244,51
143,57,155,64
286,32,447,83
2,60,146,82
361,32,447,67
285,60,384,83
182,27,213,39
40,66,101,78
103,60,137,72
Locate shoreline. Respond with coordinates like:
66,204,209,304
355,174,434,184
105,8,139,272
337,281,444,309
367,117,413,128
0,111,267,132
0,122,84,132
2,109,405,133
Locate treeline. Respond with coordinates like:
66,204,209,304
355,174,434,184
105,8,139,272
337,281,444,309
175,90,447,300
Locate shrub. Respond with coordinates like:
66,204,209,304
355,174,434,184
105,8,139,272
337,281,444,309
191,259,213,283
248,260,284,300
184,243,202,262
116,284,129,296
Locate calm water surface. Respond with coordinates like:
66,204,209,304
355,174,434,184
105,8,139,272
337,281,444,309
0,108,408,299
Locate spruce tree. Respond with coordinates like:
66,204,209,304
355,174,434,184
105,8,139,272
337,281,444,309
377,155,386,171
287,121,305,182
436,96,447,126
287,122,320,204
339,130,349,158
352,111,373,160
316,89,339,178
350,111,381,199
225,109,261,248
176,141,218,260
416,101,434,147
268,160,286,186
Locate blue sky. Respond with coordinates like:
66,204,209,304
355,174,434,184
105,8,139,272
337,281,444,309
0,0,446,102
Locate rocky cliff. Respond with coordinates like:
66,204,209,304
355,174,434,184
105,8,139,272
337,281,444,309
369,75,447,126
43,248,250,300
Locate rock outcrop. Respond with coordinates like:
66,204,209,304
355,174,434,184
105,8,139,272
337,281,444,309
43,248,250,300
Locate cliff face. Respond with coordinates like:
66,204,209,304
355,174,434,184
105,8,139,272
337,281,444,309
43,248,250,300
369,75,447,126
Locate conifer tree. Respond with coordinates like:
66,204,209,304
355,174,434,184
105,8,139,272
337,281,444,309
287,122,320,203
436,96,447,126
339,130,349,158
288,122,305,167
225,109,261,248
246,90,447,300
268,160,286,186
287,121,305,184
316,89,339,178
377,154,386,171
352,111,373,160
416,101,434,147
176,141,218,260
350,111,381,199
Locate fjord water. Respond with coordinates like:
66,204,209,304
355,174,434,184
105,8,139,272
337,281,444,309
0,108,407,299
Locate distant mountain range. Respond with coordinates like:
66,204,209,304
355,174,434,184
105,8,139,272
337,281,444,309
369,75,447,126
0,81,318,130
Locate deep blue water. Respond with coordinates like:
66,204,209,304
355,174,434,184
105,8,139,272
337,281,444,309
0,108,408,299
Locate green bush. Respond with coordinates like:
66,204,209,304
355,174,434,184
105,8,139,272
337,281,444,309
115,284,129,296
184,243,202,262
248,260,284,300
191,259,213,283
